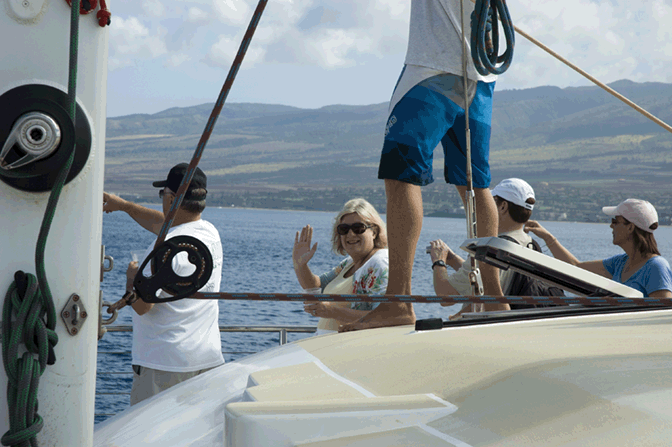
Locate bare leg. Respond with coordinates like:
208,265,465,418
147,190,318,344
455,186,508,312
339,179,418,332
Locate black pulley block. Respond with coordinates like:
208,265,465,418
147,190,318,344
0,84,92,192
133,235,214,303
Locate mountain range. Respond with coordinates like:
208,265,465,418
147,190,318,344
104,80,672,206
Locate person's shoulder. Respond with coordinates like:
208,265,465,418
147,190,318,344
195,218,216,230
191,219,221,239
367,249,389,266
499,229,531,246
373,248,389,260
648,255,672,271
605,252,628,263
337,256,352,269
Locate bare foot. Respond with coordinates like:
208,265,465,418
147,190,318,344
447,303,509,320
483,303,510,312
339,303,415,332
448,304,471,320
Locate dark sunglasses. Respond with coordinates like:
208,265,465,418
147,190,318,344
336,223,371,236
158,188,174,198
611,218,629,225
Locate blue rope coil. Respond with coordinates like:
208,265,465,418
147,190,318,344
470,0,515,76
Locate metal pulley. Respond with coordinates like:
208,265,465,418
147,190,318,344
0,84,91,192
0,112,62,169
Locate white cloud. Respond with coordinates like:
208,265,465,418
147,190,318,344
212,0,252,25
108,17,168,70
205,34,266,68
105,0,672,116
165,53,191,67
188,7,211,24
308,29,358,67
203,0,408,69
499,0,672,91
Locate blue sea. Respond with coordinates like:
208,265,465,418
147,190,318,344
96,206,672,422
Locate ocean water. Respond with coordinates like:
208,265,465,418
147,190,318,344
96,206,672,422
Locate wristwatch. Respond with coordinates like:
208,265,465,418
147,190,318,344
432,260,447,270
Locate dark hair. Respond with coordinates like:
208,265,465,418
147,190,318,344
494,196,535,224
624,218,661,256
180,188,206,214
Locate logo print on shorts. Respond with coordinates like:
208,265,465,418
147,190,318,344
385,115,397,136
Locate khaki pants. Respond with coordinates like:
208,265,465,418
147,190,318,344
130,364,221,406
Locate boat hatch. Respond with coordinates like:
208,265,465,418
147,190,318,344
460,237,643,298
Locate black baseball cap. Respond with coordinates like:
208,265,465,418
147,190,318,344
153,163,207,199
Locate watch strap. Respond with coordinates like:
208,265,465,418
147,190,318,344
432,260,447,270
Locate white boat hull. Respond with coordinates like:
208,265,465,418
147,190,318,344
94,308,672,446
0,1,109,445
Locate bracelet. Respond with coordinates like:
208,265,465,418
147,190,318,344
546,237,558,248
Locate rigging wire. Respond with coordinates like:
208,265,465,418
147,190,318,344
512,25,672,135
154,0,269,249
460,0,485,302
115,0,672,312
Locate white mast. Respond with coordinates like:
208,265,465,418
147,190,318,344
0,1,109,445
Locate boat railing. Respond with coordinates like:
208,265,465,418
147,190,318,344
96,324,316,420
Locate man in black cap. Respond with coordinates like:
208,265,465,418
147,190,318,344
103,163,224,405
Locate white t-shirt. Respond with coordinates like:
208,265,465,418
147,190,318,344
405,0,497,83
132,219,225,373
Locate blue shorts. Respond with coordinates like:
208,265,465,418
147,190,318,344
378,66,495,188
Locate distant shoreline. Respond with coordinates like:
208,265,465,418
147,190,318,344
129,202,670,227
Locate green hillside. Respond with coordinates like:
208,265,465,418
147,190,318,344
104,80,672,224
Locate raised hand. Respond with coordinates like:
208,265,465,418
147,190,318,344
293,225,318,268
428,239,453,263
103,192,126,214
524,220,553,242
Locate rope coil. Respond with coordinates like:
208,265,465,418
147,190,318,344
1,272,56,447
470,0,515,75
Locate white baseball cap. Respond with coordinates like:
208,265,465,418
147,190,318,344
602,199,658,233
491,178,535,210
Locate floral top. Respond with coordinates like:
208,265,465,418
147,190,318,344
318,249,389,311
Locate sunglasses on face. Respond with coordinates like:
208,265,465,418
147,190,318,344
611,218,628,225
336,222,372,236
158,188,174,198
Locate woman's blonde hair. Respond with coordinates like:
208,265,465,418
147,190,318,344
331,198,388,256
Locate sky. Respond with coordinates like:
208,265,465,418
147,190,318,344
105,0,672,118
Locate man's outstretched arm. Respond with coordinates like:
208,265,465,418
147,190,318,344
103,192,164,235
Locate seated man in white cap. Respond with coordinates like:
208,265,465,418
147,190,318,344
428,178,541,313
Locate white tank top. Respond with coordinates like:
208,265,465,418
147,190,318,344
317,265,355,331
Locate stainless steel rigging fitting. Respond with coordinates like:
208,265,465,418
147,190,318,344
0,112,61,169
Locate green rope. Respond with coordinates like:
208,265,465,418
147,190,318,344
2,1,80,445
